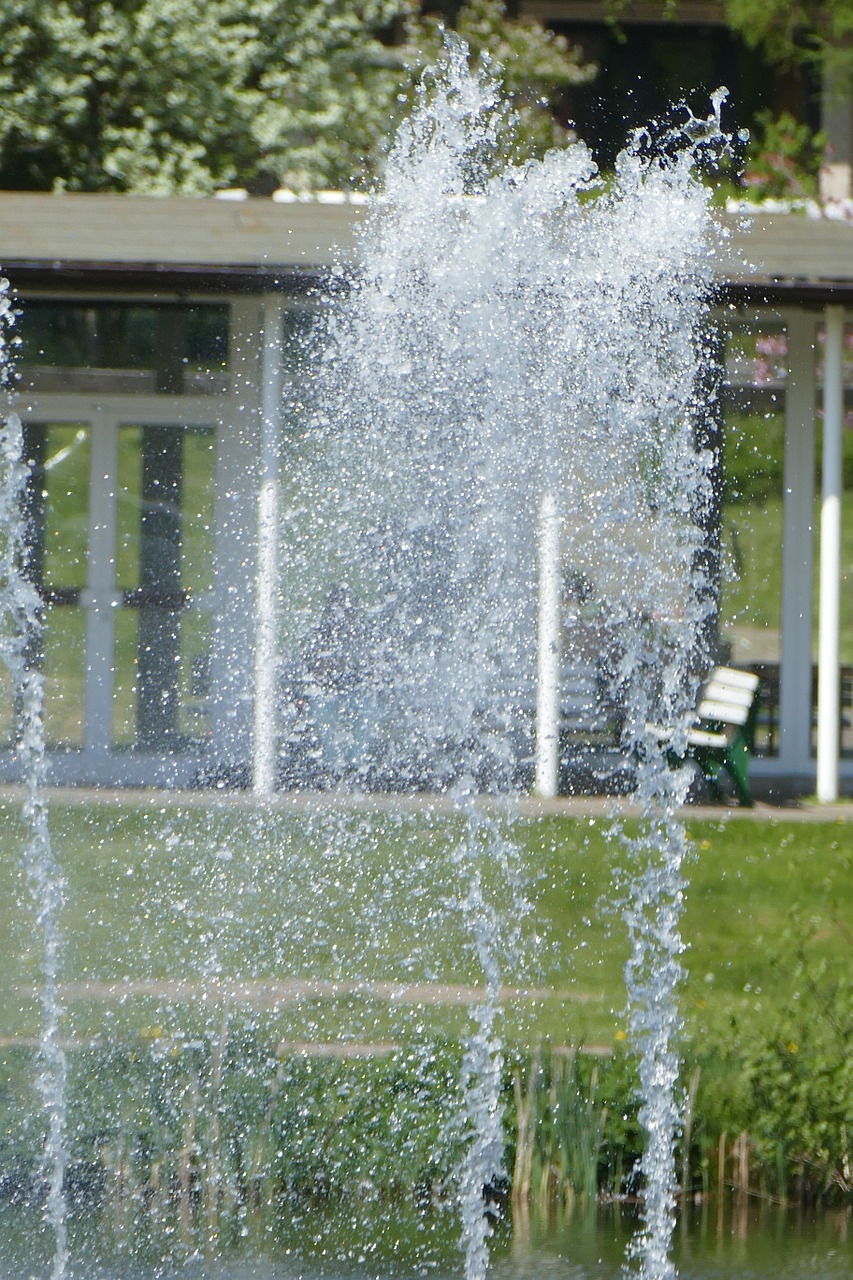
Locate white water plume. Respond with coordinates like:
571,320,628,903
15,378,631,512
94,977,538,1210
0,36,728,1280
306,40,726,1280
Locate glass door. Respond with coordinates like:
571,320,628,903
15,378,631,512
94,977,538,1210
114,423,215,752
1,417,215,762
12,422,91,749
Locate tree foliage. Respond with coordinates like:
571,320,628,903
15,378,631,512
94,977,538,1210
741,109,827,197
615,0,853,81
403,0,596,162
0,0,595,195
723,0,853,77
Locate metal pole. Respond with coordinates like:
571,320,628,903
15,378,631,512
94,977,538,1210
535,492,561,798
816,304,844,803
253,296,283,796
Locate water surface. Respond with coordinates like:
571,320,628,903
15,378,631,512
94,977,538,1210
2,1201,851,1279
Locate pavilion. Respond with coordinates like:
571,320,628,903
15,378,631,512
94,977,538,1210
0,191,851,798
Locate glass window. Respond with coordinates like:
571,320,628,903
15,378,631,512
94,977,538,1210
0,424,91,749
113,424,215,751
17,302,228,395
720,323,787,757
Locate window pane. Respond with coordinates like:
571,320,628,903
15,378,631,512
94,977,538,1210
0,657,13,748
22,424,90,749
18,302,228,395
720,405,785,664
720,325,786,758
43,603,86,748
41,425,89,587
113,424,214,751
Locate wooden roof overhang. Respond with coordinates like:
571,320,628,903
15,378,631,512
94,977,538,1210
2,193,853,307
0,192,363,299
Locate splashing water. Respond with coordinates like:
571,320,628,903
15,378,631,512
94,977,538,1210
0,279,68,1278
305,39,727,1280
0,38,730,1280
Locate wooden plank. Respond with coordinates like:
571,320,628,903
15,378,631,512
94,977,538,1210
697,697,750,725
714,666,761,691
719,211,853,286
0,192,364,269
0,195,851,287
702,682,755,708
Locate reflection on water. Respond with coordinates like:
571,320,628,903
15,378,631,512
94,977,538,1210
1,1200,851,1280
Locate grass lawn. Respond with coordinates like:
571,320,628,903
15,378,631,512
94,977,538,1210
2,798,851,1055
722,492,853,665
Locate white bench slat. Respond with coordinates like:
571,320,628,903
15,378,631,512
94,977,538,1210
697,697,749,726
701,685,754,712
687,728,728,748
713,667,760,692
645,722,729,747
646,666,759,740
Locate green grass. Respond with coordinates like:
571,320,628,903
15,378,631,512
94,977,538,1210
720,407,853,666
2,801,851,1052
722,491,853,664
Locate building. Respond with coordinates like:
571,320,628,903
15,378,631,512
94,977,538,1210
1,190,852,797
0,192,363,787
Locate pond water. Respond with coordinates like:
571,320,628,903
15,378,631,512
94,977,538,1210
2,1201,851,1280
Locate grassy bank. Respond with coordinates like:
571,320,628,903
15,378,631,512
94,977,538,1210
2,798,852,1230
2,800,851,1045
1,1021,850,1242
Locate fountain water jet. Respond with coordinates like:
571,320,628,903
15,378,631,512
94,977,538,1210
0,277,68,1280
305,39,727,1280
0,39,731,1280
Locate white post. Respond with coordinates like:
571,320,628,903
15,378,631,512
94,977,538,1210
816,303,844,803
210,299,263,779
253,296,283,796
779,312,817,777
535,492,561,798
84,411,118,756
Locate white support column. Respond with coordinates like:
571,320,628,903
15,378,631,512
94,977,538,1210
209,299,264,777
84,411,119,756
779,312,817,778
253,297,283,796
535,492,561,798
817,303,845,802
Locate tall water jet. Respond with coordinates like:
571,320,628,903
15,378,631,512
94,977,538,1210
301,39,726,1280
0,277,68,1278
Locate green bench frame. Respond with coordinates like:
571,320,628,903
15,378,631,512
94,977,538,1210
649,666,762,806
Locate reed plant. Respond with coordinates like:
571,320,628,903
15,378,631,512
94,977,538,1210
2,1020,853,1264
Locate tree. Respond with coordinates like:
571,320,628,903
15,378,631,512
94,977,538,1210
607,0,852,69
0,0,595,195
402,0,596,163
721,0,853,196
721,0,853,75
617,0,853,198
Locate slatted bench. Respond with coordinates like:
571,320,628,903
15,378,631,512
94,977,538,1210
560,664,620,744
647,666,762,806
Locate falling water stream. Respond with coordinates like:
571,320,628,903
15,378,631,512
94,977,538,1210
0,280,68,1279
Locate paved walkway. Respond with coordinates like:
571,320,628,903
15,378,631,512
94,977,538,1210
0,784,850,822
18,976,591,1008
10,977,610,1057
